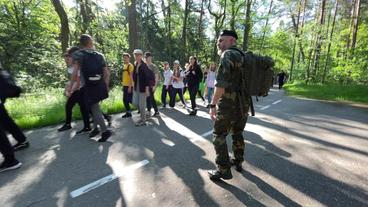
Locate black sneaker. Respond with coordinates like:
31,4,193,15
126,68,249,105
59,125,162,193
0,160,22,173
105,115,112,127
122,113,132,118
89,128,100,138
153,112,160,117
13,141,30,151
208,169,233,180
189,110,197,116
230,159,243,172
58,124,71,132
76,127,92,135
98,130,112,142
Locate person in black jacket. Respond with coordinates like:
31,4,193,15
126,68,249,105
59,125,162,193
185,56,203,116
132,49,151,126
72,34,112,142
0,63,23,172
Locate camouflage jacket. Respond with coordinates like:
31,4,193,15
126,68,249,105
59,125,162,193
216,46,249,113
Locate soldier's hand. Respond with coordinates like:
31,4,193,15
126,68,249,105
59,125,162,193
210,107,216,121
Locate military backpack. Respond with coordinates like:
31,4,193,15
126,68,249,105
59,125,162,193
229,48,275,115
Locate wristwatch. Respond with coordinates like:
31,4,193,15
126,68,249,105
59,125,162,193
209,104,216,108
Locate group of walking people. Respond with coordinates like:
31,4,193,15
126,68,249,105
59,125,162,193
1,29,253,183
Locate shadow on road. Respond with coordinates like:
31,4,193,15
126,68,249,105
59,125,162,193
0,128,126,207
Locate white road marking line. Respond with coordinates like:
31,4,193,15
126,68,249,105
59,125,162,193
70,160,149,198
201,130,213,137
260,105,271,110
161,138,175,147
272,100,282,105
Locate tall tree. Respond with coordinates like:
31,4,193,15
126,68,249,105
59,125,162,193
322,0,338,83
229,0,242,31
351,0,361,53
77,0,94,34
208,0,227,60
297,0,307,63
51,0,70,53
260,0,274,52
243,0,252,51
182,0,191,59
311,0,327,81
127,0,138,53
289,0,303,81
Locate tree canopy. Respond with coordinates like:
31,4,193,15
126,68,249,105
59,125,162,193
0,0,367,91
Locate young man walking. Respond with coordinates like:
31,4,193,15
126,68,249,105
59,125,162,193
132,49,151,126
121,53,134,118
72,34,112,142
144,52,160,117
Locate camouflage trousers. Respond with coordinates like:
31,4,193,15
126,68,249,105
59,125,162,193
213,105,248,169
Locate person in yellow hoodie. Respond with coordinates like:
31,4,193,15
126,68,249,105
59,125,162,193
121,53,134,118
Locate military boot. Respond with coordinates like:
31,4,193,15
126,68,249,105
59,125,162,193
230,159,243,172
208,168,233,180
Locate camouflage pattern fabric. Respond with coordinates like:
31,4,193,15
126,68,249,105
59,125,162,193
213,46,250,169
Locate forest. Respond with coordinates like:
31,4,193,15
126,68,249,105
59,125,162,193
0,0,367,91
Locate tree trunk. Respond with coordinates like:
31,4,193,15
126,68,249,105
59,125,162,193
312,0,327,81
208,0,227,61
51,0,69,53
77,0,93,34
230,0,236,30
306,0,321,84
182,0,190,59
260,0,274,52
197,0,205,56
322,0,338,84
346,0,355,56
289,0,303,81
298,0,307,63
127,0,138,53
243,0,252,51
351,0,361,53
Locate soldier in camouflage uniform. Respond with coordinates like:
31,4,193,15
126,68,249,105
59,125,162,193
208,30,249,180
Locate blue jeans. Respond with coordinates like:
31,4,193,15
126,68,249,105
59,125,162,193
207,87,214,104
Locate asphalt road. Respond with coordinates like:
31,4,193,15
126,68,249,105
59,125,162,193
1,87,367,207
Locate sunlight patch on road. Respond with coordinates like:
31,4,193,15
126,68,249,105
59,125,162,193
159,113,210,144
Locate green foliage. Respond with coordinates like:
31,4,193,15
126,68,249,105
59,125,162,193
0,0,65,91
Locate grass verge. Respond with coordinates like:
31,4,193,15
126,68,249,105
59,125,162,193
283,81,368,104
5,85,191,130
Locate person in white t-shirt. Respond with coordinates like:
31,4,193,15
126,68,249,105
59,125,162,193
205,62,217,108
170,60,187,108
161,62,173,108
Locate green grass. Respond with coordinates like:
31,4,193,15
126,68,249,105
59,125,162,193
283,81,368,104
6,85,191,130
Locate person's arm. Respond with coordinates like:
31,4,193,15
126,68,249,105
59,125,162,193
128,64,134,93
209,87,225,121
103,66,110,90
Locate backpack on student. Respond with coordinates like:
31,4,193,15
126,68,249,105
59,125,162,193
80,50,105,86
230,48,275,116
0,69,22,99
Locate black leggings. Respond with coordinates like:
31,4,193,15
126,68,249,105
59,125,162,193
188,84,199,110
0,103,26,143
147,87,158,112
170,88,185,107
